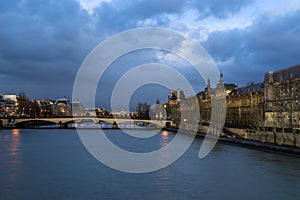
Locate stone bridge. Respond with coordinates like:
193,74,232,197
2,117,172,128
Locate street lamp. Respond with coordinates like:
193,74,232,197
61,108,65,117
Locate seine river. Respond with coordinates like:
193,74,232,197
0,129,299,200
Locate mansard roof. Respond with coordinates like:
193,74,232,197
230,83,262,95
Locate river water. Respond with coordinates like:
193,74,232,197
0,129,299,200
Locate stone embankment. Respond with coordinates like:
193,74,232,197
170,123,300,155
226,128,300,148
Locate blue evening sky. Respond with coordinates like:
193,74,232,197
1,0,300,109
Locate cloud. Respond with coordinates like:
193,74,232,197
203,10,300,84
0,0,96,99
190,0,254,19
92,0,188,33
78,0,112,15
1,0,300,109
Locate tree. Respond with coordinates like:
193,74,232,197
167,103,180,127
272,78,299,133
30,100,40,118
249,91,265,131
136,102,150,119
17,92,31,116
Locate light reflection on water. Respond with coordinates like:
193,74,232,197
2,129,22,162
0,129,22,196
0,129,299,200
160,130,169,147
67,122,155,129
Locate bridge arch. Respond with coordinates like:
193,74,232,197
7,118,173,128
15,120,57,128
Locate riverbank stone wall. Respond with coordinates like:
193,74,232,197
226,127,300,148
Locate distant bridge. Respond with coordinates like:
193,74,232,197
3,117,173,128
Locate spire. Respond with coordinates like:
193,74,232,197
207,78,211,88
219,72,224,84
206,78,211,98
156,98,160,105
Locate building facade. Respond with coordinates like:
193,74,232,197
264,64,300,131
226,83,265,129
168,89,185,105
0,94,18,117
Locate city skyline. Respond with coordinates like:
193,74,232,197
1,1,300,199
1,0,300,109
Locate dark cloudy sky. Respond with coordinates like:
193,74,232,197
1,0,300,109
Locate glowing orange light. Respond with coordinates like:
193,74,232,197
12,129,20,135
162,131,168,136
